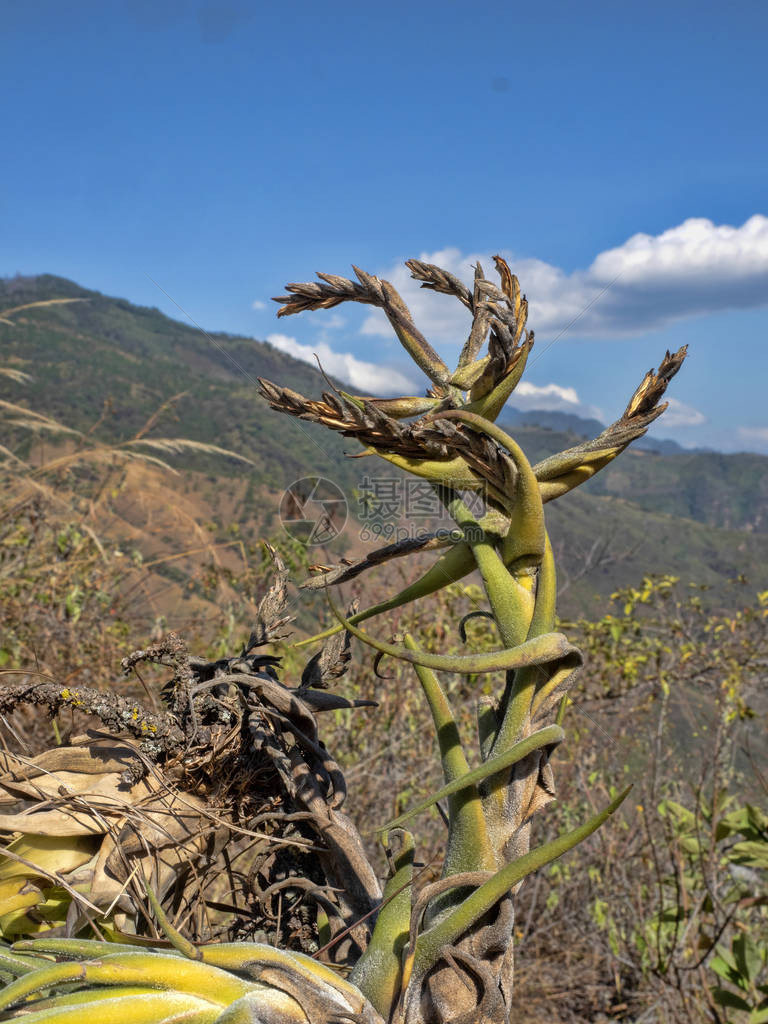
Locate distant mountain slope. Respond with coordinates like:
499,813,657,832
0,273,381,497
503,408,690,453
500,410,768,533
3,273,767,613
503,409,608,441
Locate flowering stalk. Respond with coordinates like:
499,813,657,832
0,255,686,1024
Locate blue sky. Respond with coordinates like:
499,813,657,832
3,0,768,452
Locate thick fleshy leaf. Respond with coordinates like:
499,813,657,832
402,636,496,878
0,991,221,1024
410,786,632,980
328,596,576,676
350,830,414,1019
0,953,257,1012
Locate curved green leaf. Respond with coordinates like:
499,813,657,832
350,830,414,1018
412,785,632,979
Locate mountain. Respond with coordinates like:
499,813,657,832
502,408,607,440
0,273,390,501
500,410,767,534
2,273,767,615
502,408,691,453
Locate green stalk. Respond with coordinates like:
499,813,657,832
403,634,496,877
441,489,533,650
491,532,558,758
427,410,545,567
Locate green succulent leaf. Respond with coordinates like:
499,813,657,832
0,991,222,1024
411,785,632,980
327,593,577,676
350,830,414,1019
0,953,255,1014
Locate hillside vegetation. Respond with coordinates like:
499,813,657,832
1,267,766,1024
2,272,767,614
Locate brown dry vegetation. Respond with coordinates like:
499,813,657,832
1,290,766,1022
4,463,764,1021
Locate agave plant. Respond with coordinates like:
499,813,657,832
0,256,686,1022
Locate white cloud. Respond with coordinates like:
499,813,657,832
323,313,346,330
739,426,768,441
361,247,475,344
737,426,768,452
251,299,267,311
507,381,603,420
654,397,706,428
361,215,768,342
266,333,418,396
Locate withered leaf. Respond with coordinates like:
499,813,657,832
245,543,294,650
300,600,358,688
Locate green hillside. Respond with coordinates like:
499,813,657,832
3,273,767,613
0,273,376,498
501,411,768,534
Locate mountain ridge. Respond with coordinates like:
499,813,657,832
2,273,767,612
500,408,703,454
